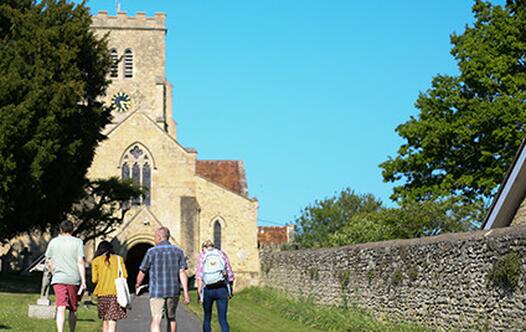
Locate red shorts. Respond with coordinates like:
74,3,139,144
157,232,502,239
52,284,80,312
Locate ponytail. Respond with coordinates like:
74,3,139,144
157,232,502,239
95,240,115,265
105,251,113,265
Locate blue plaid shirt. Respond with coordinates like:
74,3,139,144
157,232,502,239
139,241,187,298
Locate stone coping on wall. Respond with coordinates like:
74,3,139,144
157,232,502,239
268,225,523,256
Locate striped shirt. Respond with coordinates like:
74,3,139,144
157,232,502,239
195,249,235,282
139,241,187,298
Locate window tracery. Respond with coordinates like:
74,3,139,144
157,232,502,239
121,144,152,206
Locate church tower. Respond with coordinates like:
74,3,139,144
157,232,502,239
92,11,177,138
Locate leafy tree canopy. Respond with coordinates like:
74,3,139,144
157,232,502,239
0,0,112,240
293,188,382,248
329,197,481,247
292,189,482,249
380,0,526,208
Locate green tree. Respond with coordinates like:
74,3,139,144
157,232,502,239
294,188,382,248
0,0,112,240
380,1,526,210
329,197,480,247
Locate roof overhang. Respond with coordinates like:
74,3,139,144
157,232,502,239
483,137,526,229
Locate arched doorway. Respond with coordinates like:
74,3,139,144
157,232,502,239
125,243,153,292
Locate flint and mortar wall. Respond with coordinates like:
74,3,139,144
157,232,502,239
260,226,526,331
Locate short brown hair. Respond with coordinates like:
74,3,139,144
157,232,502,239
59,221,74,234
157,227,170,240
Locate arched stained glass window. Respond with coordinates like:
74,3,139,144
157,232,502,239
110,49,119,78
214,220,222,250
143,163,151,206
124,49,133,78
120,144,153,207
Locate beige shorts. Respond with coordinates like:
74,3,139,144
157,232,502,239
150,297,179,320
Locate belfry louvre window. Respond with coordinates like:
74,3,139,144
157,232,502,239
124,49,133,78
121,144,152,206
110,49,118,78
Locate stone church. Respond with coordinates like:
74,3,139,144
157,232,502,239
1,11,260,289
87,11,260,288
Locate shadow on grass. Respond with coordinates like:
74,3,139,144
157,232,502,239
0,324,11,330
0,272,42,293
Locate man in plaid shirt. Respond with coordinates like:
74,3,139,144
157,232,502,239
136,227,190,332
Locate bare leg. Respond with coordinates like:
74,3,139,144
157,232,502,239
103,320,108,332
69,310,77,332
150,315,162,332
56,306,66,332
168,319,177,332
108,320,117,332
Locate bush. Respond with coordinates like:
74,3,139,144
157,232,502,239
488,251,522,293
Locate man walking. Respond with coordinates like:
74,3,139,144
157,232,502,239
136,227,191,332
45,220,86,332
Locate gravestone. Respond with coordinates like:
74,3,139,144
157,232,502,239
28,258,55,319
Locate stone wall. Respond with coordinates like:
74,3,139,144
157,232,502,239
260,226,526,331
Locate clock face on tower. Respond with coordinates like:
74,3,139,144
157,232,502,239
111,92,131,112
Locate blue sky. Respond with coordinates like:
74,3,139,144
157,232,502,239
80,0,504,226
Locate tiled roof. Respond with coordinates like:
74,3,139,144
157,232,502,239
196,160,248,197
257,226,289,245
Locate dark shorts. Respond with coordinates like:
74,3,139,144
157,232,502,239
52,284,79,312
97,296,127,321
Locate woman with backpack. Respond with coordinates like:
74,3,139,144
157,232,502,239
196,240,235,332
92,241,128,332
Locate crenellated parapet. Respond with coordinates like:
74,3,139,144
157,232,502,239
92,11,166,32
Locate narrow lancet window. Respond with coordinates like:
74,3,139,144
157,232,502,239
214,220,222,250
121,161,130,179
132,162,140,205
143,163,151,206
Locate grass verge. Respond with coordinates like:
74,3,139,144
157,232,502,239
187,288,323,332
0,292,100,332
187,287,432,332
